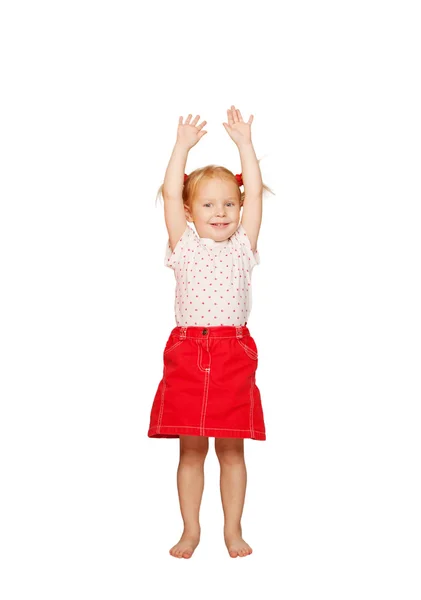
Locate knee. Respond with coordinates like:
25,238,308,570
180,447,208,465
180,437,209,464
215,440,244,466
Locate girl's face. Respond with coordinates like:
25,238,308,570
185,178,242,240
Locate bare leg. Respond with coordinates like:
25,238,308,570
215,437,253,558
169,435,209,558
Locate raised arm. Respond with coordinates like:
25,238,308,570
223,105,263,252
163,114,207,252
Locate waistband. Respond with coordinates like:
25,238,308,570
170,323,250,339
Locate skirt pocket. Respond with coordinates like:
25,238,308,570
236,335,258,361
163,333,185,356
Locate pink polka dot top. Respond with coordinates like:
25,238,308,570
165,222,260,327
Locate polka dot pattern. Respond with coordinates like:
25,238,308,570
165,223,260,327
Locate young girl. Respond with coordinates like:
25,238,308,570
148,105,273,559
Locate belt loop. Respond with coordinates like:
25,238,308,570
235,325,243,339
180,326,187,339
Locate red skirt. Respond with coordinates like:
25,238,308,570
148,324,266,440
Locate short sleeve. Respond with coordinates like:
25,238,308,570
231,223,260,269
164,224,197,270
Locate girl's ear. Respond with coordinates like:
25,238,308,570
184,204,193,223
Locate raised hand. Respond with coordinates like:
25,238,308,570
176,114,208,150
222,105,254,147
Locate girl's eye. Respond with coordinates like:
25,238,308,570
204,203,234,207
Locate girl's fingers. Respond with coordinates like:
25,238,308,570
227,108,232,125
248,114,254,125
237,109,244,122
180,114,206,130
231,105,239,123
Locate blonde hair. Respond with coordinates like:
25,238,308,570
155,162,274,209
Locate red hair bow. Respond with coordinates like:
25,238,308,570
183,173,243,186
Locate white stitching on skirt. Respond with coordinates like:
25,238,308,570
157,367,166,434
196,340,209,373
249,376,255,439
164,339,184,355
237,338,258,360
200,335,211,435
200,368,210,436
150,424,266,434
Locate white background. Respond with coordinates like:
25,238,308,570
1,1,420,598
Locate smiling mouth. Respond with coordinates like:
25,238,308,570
211,223,229,227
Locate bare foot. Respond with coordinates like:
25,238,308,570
224,530,253,558
169,530,200,559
